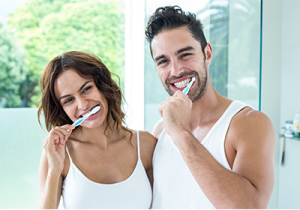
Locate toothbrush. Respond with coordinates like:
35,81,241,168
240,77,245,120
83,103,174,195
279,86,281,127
72,106,101,127
182,77,195,95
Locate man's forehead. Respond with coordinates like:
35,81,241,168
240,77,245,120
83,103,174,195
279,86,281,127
151,28,199,57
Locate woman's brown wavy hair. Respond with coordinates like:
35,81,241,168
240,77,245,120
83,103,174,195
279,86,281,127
38,51,131,137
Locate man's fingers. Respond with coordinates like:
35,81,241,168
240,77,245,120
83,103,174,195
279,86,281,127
159,107,164,118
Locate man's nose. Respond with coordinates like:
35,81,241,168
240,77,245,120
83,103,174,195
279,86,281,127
170,61,183,76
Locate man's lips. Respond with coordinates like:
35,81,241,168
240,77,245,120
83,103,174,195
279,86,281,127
171,83,195,91
168,76,194,90
169,76,193,84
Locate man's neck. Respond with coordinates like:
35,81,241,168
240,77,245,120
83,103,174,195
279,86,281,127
189,85,232,131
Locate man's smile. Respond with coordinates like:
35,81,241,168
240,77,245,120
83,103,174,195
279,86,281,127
172,77,193,88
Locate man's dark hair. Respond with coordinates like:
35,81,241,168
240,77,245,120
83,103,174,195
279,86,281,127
145,5,207,56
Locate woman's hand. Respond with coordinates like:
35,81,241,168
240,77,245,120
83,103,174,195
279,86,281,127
42,124,75,176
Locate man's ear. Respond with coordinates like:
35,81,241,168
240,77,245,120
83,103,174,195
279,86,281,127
204,42,212,66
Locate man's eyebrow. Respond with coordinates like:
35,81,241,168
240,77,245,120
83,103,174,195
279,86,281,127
59,81,91,101
154,55,166,62
154,46,195,62
176,46,195,55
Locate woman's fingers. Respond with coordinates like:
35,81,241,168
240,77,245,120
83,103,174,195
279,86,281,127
42,124,75,149
51,124,75,145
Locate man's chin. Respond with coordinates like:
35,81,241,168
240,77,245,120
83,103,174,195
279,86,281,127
165,89,175,96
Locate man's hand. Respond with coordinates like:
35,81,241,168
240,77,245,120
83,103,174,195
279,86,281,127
158,90,192,139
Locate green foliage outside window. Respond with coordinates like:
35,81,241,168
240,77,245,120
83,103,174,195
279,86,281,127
1,0,125,108
0,21,28,108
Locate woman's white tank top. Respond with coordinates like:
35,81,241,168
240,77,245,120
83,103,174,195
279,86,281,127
61,131,152,209
152,101,248,209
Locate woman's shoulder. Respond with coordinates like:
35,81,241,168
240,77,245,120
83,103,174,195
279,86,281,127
134,130,156,169
128,130,157,156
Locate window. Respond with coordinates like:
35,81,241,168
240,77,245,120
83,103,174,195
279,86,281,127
0,0,125,208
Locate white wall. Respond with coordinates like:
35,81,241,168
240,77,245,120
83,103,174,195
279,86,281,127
262,0,300,208
277,0,300,208
280,0,300,129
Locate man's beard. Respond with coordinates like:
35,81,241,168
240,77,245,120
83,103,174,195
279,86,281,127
163,65,208,102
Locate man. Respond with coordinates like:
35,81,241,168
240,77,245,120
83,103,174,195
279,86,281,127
145,5,275,209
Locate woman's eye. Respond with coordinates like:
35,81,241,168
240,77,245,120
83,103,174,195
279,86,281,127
64,98,73,105
83,86,92,93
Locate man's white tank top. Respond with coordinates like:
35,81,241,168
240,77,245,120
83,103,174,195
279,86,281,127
152,101,248,209
61,131,152,209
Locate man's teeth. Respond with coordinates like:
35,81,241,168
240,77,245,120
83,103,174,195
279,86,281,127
174,78,192,88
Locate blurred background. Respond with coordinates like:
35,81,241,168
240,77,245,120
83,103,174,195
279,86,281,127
0,0,299,208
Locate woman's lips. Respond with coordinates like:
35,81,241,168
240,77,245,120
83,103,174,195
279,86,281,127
85,107,100,120
79,105,100,118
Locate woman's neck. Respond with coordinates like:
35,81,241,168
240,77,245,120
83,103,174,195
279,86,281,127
71,116,128,149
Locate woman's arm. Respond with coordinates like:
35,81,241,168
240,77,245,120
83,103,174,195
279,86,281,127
37,124,74,209
38,150,63,209
139,131,157,209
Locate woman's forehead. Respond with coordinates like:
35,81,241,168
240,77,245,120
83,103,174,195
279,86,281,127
54,69,91,98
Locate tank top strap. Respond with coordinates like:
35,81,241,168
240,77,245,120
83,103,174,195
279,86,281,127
226,100,250,119
65,145,73,163
136,130,141,160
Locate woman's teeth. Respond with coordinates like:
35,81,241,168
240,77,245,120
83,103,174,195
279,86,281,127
174,78,192,88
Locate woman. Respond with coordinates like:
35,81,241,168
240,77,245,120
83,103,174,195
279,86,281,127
37,51,156,209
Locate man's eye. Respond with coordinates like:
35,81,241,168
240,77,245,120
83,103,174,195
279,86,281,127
64,98,73,105
158,60,167,65
182,53,191,57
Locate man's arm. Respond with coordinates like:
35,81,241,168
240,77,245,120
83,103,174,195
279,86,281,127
158,91,275,208
174,108,275,209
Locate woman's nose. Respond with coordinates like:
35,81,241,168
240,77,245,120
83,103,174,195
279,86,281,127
77,97,88,110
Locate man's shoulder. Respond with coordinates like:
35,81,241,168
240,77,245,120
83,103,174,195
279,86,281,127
152,119,165,140
230,106,274,146
233,106,272,129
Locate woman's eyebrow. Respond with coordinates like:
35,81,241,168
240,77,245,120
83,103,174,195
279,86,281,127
78,81,91,92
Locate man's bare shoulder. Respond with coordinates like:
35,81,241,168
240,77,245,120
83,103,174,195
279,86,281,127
230,106,275,149
233,107,274,132
152,119,165,140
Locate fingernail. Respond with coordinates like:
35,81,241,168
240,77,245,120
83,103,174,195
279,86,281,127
67,130,69,132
